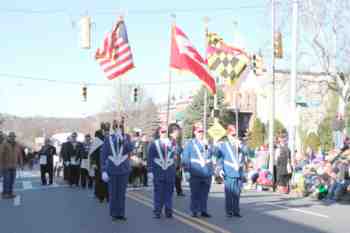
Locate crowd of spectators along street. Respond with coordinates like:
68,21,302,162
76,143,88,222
246,128,350,203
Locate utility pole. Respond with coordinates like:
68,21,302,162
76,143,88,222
269,0,276,190
290,0,299,163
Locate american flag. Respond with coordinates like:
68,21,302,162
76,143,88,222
95,19,134,80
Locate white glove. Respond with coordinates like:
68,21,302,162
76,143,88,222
102,172,109,183
219,170,225,178
64,161,70,166
184,172,191,181
147,173,154,185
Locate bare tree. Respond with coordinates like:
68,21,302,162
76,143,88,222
297,0,350,115
103,82,160,137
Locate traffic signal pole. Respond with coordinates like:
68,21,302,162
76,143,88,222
269,0,276,191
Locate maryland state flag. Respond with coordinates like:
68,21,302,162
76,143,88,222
170,25,216,94
206,32,249,86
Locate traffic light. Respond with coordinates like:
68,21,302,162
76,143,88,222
252,54,264,76
252,54,257,74
80,16,91,49
133,87,138,103
82,86,87,101
274,32,283,59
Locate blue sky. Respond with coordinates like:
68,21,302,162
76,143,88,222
0,0,287,118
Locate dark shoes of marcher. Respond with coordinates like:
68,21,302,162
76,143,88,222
233,213,242,218
201,212,212,218
112,216,127,221
1,193,16,199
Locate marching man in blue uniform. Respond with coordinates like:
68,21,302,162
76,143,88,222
100,118,134,221
182,122,214,218
147,125,179,218
216,124,246,218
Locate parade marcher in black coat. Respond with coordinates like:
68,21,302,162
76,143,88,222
168,123,185,197
61,132,84,187
81,134,93,189
38,138,57,185
60,137,71,182
91,123,109,202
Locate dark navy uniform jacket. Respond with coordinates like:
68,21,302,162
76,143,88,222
147,138,177,182
100,133,134,176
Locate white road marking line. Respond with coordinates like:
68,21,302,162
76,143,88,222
14,195,21,206
22,181,33,190
261,202,330,219
14,184,69,192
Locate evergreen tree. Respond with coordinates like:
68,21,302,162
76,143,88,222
265,119,287,139
247,117,265,150
303,132,321,152
318,92,338,152
182,87,231,139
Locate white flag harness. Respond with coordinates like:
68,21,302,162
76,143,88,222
223,140,241,171
108,135,128,167
192,140,211,167
154,140,174,170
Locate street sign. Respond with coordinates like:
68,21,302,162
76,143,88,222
208,121,226,142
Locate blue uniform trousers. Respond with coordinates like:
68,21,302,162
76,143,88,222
189,176,211,214
224,177,241,215
153,178,175,215
108,174,129,217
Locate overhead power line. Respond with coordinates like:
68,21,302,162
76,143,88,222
0,5,268,16
0,73,200,87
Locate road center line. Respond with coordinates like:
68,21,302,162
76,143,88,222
127,193,216,233
261,202,330,219
130,192,232,233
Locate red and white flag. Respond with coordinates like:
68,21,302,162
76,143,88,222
170,25,216,94
95,18,134,80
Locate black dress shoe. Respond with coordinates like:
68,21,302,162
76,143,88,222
192,213,198,218
112,217,119,222
177,193,185,197
226,213,233,218
233,213,242,218
165,214,173,218
201,212,212,218
117,216,127,221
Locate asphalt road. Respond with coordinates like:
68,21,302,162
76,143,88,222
1,170,349,233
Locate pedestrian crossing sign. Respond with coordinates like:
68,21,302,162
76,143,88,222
208,121,226,142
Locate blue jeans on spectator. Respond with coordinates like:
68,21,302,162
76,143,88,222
327,180,350,201
2,168,16,195
333,130,343,150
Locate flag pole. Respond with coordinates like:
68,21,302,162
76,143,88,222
203,16,210,139
166,14,176,129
